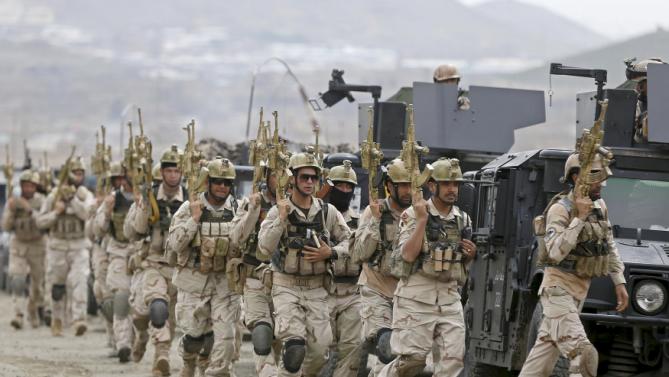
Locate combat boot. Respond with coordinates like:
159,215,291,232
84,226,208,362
132,330,150,362
51,318,63,337
73,320,87,336
118,346,132,363
180,354,197,377
152,342,171,376
28,308,40,328
10,313,24,330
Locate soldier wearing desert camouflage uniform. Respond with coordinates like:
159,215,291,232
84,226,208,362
3,170,46,330
123,145,185,376
92,161,136,363
322,160,363,377
36,156,96,337
258,150,351,377
519,153,628,377
166,156,243,377
352,158,412,375
379,158,476,377
229,167,280,377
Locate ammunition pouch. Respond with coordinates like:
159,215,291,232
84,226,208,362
13,211,42,241
199,236,232,274
274,204,330,276
110,211,128,243
366,204,398,276
331,253,361,278
226,257,247,294
51,214,85,240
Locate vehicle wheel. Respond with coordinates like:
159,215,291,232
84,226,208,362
465,352,513,377
527,302,569,377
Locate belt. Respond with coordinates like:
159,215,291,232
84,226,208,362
272,272,324,289
333,276,359,284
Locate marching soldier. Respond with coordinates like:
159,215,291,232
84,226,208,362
323,160,363,377
352,159,412,375
624,57,667,143
86,195,116,354
433,64,470,111
258,150,351,377
3,170,46,330
124,145,185,376
519,153,628,377
378,158,475,377
92,161,135,362
166,156,242,377
36,156,96,337
229,168,280,377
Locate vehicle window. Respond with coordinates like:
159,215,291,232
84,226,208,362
602,177,669,231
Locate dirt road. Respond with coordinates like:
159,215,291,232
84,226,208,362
0,292,256,377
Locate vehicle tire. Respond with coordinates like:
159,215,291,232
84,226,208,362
527,302,569,377
466,352,513,377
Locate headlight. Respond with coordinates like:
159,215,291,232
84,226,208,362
633,280,667,315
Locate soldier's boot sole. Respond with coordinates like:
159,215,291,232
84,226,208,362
153,358,170,376
118,347,132,363
51,319,63,337
74,321,87,336
10,315,24,330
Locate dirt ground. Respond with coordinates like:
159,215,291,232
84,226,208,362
0,292,256,377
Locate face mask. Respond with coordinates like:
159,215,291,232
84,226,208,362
329,186,354,212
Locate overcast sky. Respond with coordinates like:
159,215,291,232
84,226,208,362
461,0,669,40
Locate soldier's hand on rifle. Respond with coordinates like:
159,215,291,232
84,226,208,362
303,242,332,262
413,191,428,222
104,194,115,215
277,198,291,221
54,200,66,215
460,239,477,261
574,195,593,221
249,193,261,209
17,197,30,212
369,195,382,219
190,199,203,223
7,197,16,211
615,284,629,312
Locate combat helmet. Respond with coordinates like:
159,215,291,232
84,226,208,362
288,147,321,172
206,156,236,180
160,144,181,167
383,159,411,183
19,169,40,185
433,64,460,82
561,153,613,184
431,158,463,182
625,57,667,82
327,160,357,185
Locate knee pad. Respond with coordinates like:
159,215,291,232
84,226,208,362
200,332,214,357
113,291,131,318
573,343,598,377
395,354,426,375
183,334,205,354
99,297,114,323
52,284,66,301
251,322,274,356
10,275,28,295
375,328,396,364
282,338,306,373
149,299,169,329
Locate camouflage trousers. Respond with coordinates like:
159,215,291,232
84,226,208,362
378,296,465,377
360,285,394,376
175,285,242,376
107,254,133,349
244,276,280,377
9,238,46,321
519,286,591,377
130,263,178,349
328,283,363,377
271,276,333,377
46,246,89,324
91,243,111,305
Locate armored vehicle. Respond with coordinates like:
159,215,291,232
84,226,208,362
465,63,669,377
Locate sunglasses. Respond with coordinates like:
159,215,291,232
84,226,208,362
298,174,319,182
210,178,234,187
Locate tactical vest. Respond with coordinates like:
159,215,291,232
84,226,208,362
272,200,330,276
52,212,85,240
110,190,133,243
391,207,468,285
13,207,42,242
154,185,187,233
539,197,611,278
181,197,238,274
242,194,273,267
367,201,397,276
332,213,361,281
